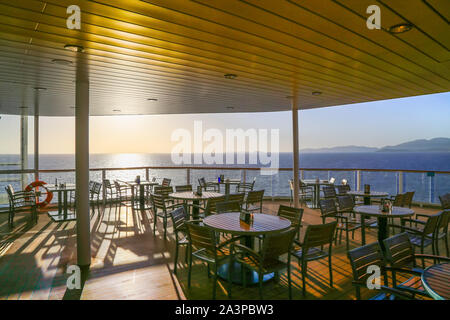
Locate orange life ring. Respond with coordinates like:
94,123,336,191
25,180,53,207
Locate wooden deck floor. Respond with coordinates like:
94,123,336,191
0,200,444,300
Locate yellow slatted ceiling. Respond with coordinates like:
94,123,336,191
0,0,448,116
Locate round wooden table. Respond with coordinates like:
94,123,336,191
421,263,450,300
203,212,291,285
219,179,241,196
168,191,222,219
347,190,389,205
353,205,414,249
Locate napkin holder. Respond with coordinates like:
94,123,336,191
239,211,252,224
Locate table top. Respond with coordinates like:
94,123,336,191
47,184,76,191
219,179,241,185
347,190,389,197
203,212,291,236
421,263,450,300
353,205,414,217
168,191,223,201
122,180,159,187
302,179,332,186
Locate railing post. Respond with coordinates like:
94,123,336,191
145,168,149,181
102,169,106,204
356,170,361,191
428,172,435,203
398,171,404,194
186,168,190,185
243,169,246,184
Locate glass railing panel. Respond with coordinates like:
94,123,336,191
191,168,243,190
361,171,397,196
327,170,355,188
272,169,292,197
147,168,186,186
435,173,450,205
105,169,146,183
245,169,274,197
302,170,328,181
403,172,429,203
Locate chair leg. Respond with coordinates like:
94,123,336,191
228,257,233,299
188,247,193,288
174,243,179,274
288,263,292,300
346,228,350,252
445,234,449,257
301,259,307,296
153,213,157,235
258,272,263,300
212,265,218,300
328,254,333,287
163,215,167,240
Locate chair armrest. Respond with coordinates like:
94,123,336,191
413,213,430,220
384,266,422,276
414,254,450,263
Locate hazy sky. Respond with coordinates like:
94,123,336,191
0,92,449,154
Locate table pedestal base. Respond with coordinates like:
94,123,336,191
48,211,77,222
217,262,274,285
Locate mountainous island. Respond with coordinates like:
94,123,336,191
301,137,450,153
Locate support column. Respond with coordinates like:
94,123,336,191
34,94,39,182
291,96,300,208
20,115,28,189
75,59,91,267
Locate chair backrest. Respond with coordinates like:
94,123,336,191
204,195,227,216
392,193,405,207
227,192,245,204
89,180,94,191
337,195,354,212
175,185,192,192
437,210,449,233
161,178,171,187
336,184,351,195
103,179,113,189
261,228,296,264
216,201,241,214
246,190,264,205
403,191,415,208
186,221,217,257
439,193,450,210
169,206,188,232
5,185,14,205
302,221,337,251
92,182,102,195
322,185,337,199
198,178,206,187
348,242,385,285
319,198,338,219
153,186,173,197
383,233,415,268
277,205,303,235
421,212,442,236
151,193,167,211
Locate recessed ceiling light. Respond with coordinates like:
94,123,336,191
226,106,234,110
113,109,121,112
312,91,322,96
64,44,84,52
147,98,158,101
224,73,237,79
33,87,47,91
18,106,28,109
52,58,73,65
388,23,413,34
69,106,76,109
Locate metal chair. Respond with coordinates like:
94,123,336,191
5,185,37,227
289,180,313,207
198,177,220,192
114,180,132,206
319,198,362,251
291,221,337,296
439,193,450,210
236,177,256,193
336,184,351,196
103,179,117,203
226,192,245,207
196,195,227,217
233,228,296,299
216,200,242,214
151,193,181,240
244,190,264,213
322,185,337,200
169,206,189,274
382,233,450,297
161,178,171,187
186,220,239,299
